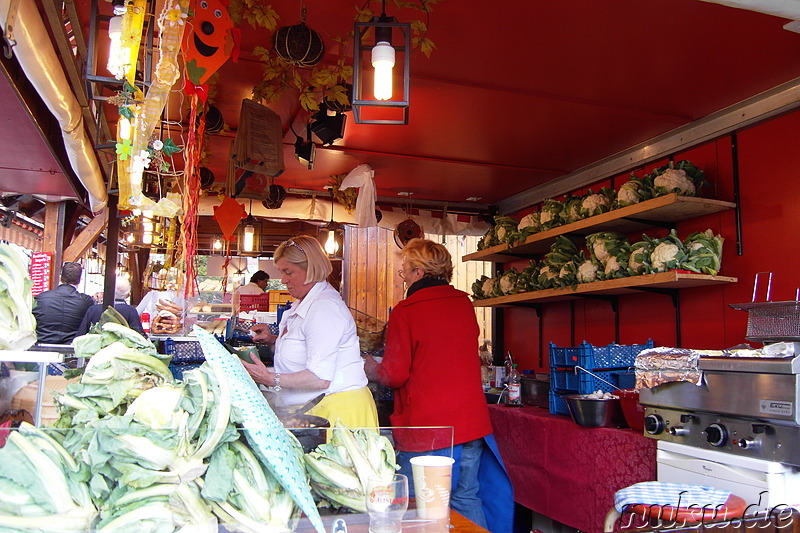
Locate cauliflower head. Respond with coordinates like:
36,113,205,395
651,242,680,272
518,212,541,232
482,277,496,297
604,256,623,278
654,168,696,196
577,260,599,284
581,193,611,217
617,181,642,206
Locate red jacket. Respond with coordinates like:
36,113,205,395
377,284,492,452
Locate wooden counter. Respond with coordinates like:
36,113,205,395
488,404,657,533
297,508,489,532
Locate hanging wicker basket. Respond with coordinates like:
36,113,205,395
203,105,224,134
273,20,325,68
262,184,287,209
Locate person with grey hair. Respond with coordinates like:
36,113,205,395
33,261,95,344
77,277,144,336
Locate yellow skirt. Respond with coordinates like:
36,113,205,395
306,386,379,430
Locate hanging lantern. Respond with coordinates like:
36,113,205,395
273,7,325,68
352,10,410,125
238,214,261,256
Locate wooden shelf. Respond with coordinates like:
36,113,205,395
462,194,736,263
472,271,738,307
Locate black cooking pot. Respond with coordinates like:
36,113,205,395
286,414,330,453
521,376,550,408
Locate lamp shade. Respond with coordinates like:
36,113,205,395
310,104,347,145
352,18,410,125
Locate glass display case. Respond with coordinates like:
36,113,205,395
0,349,64,426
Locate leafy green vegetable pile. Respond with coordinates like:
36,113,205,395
472,228,724,300
0,242,37,350
476,160,707,250
0,309,399,532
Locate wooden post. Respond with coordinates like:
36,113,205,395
42,201,66,289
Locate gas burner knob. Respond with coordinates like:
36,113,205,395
644,414,665,435
705,423,728,447
737,437,758,450
668,426,689,436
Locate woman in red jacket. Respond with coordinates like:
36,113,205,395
365,239,512,532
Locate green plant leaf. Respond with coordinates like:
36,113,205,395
161,139,182,156
119,107,135,120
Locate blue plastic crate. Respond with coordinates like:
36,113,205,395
169,362,203,380
612,370,636,389
549,339,654,369
549,345,585,367
550,368,618,394
161,338,206,364
549,390,570,416
550,368,579,391
576,368,618,394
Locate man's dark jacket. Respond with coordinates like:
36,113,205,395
77,300,144,336
33,284,95,344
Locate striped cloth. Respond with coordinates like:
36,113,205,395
614,481,731,512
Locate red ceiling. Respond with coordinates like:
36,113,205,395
8,0,800,209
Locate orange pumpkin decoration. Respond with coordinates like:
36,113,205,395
182,0,240,88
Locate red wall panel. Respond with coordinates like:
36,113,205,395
503,109,800,373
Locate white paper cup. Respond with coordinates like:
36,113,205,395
410,455,454,522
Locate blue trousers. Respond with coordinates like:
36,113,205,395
397,435,513,532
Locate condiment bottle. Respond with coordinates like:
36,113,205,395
503,351,514,388
506,364,522,407
141,312,151,335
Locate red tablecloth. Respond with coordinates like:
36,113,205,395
488,405,657,533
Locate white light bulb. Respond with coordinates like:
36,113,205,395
243,225,255,252
372,41,395,101
118,116,131,140
107,15,126,79
325,230,339,255
213,238,222,250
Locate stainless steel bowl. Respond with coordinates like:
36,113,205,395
564,394,627,427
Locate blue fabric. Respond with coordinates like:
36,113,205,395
396,434,514,533
614,481,731,513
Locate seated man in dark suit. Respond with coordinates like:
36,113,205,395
33,261,95,345
77,277,144,336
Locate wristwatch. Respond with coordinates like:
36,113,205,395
273,372,282,392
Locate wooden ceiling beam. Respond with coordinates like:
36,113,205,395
63,209,108,262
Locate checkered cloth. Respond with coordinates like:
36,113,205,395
614,482,731,512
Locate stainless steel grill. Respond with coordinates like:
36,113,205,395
639,344,800,467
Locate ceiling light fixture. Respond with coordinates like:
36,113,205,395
310,103,347,145
240,200,260,255
324,188,343,257
294,123,316,170
352,0,410,125
107,14,125,78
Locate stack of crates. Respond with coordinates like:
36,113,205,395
548,339,654,415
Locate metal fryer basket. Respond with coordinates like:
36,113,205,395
729,273,800,342
729,301,800,342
